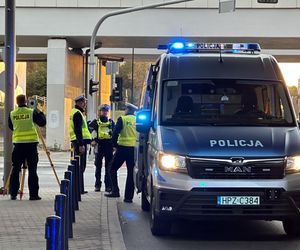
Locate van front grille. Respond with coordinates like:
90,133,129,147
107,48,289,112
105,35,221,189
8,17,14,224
187,158,285,179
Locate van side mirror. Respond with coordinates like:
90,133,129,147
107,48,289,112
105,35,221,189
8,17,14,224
136,110,152,133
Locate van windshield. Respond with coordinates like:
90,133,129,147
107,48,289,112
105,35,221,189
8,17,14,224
161,79,295,126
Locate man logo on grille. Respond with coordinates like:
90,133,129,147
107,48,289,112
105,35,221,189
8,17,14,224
225,166,252,173
231,157,244,164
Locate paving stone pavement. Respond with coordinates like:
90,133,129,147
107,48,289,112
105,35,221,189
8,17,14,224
0,151,126,250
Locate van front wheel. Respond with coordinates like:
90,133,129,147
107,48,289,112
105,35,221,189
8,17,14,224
150,196,171,236
283,219,300,237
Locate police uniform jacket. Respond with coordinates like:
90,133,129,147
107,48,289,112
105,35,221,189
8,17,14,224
112,112,136,147
89,116,115,146
8,104,46,144
70,105,91,146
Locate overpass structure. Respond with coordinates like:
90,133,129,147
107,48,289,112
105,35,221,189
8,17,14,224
0,0,300,149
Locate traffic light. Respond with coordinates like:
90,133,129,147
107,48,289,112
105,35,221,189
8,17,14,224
110,88,122,102
110,77,123,102
89,79,99,95
115,76,123,90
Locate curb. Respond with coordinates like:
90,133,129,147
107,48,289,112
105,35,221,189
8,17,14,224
101,193,126,250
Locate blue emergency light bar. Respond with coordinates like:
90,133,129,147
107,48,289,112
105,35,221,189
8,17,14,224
158,42,261,54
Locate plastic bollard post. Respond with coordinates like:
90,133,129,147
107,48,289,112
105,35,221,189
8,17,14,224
60,180,70,246
67,164,78,211
71,158,81,202
64,171,75,225
45,215,61,250
54,194,67,250
61,177,73,239
74,155,84,195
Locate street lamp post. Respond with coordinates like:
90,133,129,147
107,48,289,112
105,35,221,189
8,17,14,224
87,0,195,119
2,0,16,189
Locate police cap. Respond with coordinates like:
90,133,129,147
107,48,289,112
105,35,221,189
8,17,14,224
125,102,138,112
74,94,87,103
98,104,110,111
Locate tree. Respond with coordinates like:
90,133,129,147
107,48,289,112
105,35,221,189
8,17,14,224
118,60,152,106
288,86,298,97
26,62,47,97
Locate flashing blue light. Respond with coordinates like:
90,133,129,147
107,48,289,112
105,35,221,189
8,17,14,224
186,43,195,48
247,43,261,51
137,114,147,121
171,42,184,50
159,42,261,54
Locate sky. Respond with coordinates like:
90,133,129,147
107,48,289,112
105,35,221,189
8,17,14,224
279,63,300,87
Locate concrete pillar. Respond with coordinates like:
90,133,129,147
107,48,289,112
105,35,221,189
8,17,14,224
46,39,84,150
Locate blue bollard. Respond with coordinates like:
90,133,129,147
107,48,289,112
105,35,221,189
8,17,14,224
71,158,81,202
60,180,71,246
61,178,73,239
54,194,67,250
75,155,85,195
74,155,84,195
74,155,84,196
45,215,61,250
67,164,78,211
64,171,75,224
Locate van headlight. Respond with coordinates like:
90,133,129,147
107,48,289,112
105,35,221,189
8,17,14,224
286,156,300,174
158,152,187,173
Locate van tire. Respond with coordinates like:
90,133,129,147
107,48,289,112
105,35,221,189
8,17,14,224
283,219,300,237
141,181,150,211
150,196,171,236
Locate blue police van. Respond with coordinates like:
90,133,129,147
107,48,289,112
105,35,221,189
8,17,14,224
135,42,300,236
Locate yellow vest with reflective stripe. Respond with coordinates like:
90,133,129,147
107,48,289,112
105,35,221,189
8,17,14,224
10,107,39,143
69,108,92,141
97,120,112,139
117,115,136,147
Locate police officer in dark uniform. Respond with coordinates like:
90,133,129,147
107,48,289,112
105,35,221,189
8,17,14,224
105,103,137,203
89,104,115,192
9,94,46,200
69,94,91,194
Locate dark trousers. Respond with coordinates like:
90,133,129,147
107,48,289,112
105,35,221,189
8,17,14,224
10,143,39,198
95,143,113,189
72,141,88,193
109,146,135,200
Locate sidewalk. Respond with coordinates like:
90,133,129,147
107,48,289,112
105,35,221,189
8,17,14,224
0,151,126,250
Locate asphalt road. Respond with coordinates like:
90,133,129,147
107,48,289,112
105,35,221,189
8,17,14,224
3,152,300,250
118,185,300,250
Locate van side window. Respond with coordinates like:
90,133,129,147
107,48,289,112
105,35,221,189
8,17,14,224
139,83,152,110
151,83,158,128
140,64,159,111
139,83,147,109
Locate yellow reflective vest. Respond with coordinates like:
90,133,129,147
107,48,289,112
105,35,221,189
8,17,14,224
69,108,92,141
10,107,39,143
117,115,136,147
97,119,112,139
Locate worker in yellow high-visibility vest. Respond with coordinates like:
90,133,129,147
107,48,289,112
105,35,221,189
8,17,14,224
9,94,46,200
89,104,115,192
105,103,138,203
69,94,91,194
